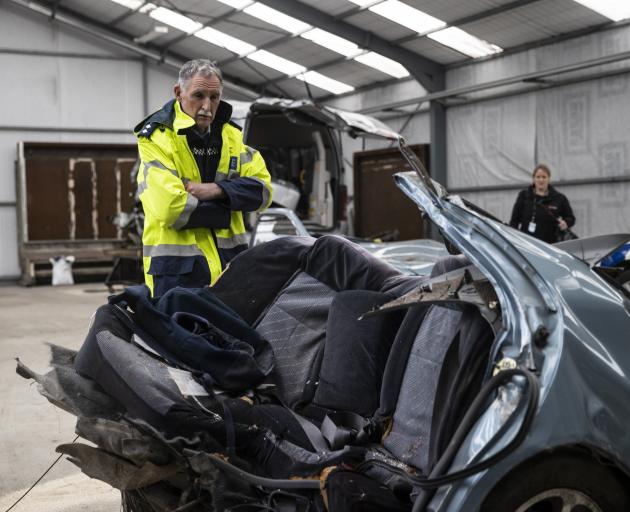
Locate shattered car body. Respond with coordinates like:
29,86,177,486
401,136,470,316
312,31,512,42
17,135,630,512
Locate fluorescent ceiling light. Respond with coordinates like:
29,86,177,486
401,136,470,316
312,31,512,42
429,27,502,58
300,28,360,57
196,27,256,55
247,50,307,75
109,0,156,11
572,0,630,21
346,0,381,7
297,71,355,94
109,0,144,9
243,3,311,34
134,25,169,44
369,0,446,34
148,7,202,34
215,0,253,9
354,52,409,78
300,28,409,78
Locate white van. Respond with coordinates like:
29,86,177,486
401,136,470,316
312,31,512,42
232,98,399,233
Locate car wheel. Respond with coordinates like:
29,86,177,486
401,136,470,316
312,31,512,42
481,453,630,512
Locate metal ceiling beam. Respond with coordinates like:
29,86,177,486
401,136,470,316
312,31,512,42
359,47,630,114
5,0,262,100
159,8,236,52
320,11,627,104
448,18,625,71
250,0,545,95
107,0,149,28
254,0,445,93
393,0,545,48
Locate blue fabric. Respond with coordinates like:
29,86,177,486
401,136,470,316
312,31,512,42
181,201,231,230
218,177,265,211
109,285,274,392
148,255,210,297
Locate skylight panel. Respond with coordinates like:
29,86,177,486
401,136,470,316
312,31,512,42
367,0,446,34
109,0,144,9
148,7,202,34
572,0,630,21
300,28,361,57
300,28,410,78
243,3,312,34
297,71,355,94
353,52,409,78
428,27,502,58
109,0,156,11
247,50,307,75
346,0,381,7
195,27,256,56
215,0,253,9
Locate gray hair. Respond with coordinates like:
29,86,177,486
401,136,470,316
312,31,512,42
178,59,223,89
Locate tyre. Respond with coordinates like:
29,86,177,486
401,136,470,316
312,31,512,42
481,453,630,512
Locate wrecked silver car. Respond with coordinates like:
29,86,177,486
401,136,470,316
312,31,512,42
250,207,449,276
17,136,630,512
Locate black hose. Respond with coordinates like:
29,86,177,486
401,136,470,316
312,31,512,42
191,452,321,490
411,367,539,511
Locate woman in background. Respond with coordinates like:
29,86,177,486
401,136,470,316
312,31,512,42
509,164,575,244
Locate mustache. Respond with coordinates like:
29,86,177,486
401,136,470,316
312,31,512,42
197,111,213,118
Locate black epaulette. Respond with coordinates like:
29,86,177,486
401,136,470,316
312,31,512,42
134,100,176,139
135,119,164,139
228,120,243,131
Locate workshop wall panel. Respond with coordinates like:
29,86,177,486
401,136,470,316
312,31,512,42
0,5,173,279
447,94,536,188
445,25,630,238
0,207,19,278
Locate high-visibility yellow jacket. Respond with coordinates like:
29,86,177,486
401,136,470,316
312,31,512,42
134,99,272,296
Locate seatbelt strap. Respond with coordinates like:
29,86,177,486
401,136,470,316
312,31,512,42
321,411,371,450
286,409,330,453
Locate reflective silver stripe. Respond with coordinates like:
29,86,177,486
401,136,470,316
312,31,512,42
147,159,178,177
143,244,204,258
139,160,178,196
250,176,271,209
216,169,239,182
240,146,257,165
171,193,199,230
216,233,248,249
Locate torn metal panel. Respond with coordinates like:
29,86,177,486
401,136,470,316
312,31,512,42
57,443,179,490
16,355,122,419
76,417,172,466
371,266,498,311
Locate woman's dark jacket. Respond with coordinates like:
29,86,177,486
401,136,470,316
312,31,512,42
509,185,575,244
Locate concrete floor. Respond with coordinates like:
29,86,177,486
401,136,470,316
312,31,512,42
0,283,122,512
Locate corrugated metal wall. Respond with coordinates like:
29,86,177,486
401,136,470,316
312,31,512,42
328,24,630,240
2,2,630,277
446,25,630,237
0,2,176,278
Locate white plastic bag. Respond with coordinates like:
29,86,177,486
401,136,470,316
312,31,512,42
50,255,75,286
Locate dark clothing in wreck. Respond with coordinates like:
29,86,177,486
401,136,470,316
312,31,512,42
509,185,575,244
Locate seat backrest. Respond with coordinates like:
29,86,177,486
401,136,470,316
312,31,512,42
252,235,404,408
377,255,494,474
211,236,315,325
254,271,335,407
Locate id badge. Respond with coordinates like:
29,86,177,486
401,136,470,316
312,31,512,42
528,221,536,233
